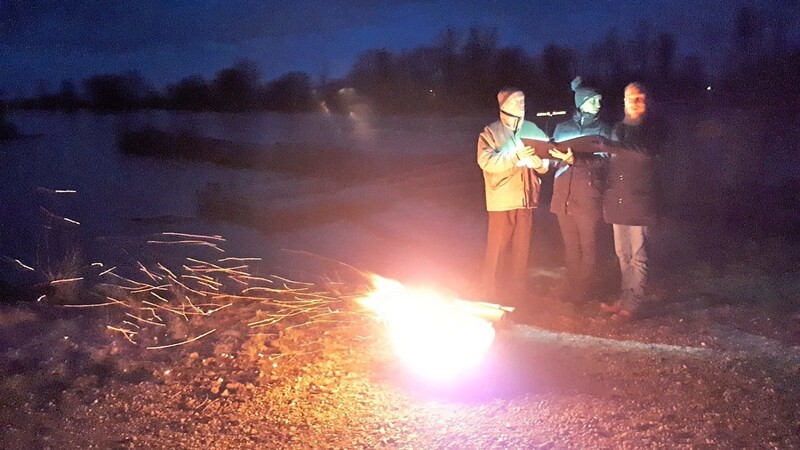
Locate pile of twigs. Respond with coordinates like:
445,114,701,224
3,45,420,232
33,231,371,350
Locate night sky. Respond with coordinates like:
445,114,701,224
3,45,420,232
2,0,799,97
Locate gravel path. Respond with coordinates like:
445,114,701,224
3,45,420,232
2,295,798,449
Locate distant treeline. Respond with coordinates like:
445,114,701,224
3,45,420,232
6,7,798,115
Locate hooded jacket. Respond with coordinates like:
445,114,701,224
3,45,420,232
477,112,549,211
550,111,612,218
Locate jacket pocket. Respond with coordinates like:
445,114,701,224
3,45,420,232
490,173,512,190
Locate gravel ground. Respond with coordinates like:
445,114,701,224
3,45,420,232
2,278,799,449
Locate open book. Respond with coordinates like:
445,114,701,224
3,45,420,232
520,135,619,158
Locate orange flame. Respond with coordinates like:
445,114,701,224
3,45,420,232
358,275,496,381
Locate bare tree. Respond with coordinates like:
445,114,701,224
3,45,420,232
654,32,677,79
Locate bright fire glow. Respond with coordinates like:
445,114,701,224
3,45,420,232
358,275,496,381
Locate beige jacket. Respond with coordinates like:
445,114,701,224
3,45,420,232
477,115,549,211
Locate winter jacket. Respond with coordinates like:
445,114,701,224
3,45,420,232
477,116,549,211
550,112,612,218
602,118,666,226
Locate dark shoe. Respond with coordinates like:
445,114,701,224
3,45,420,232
600,301,623,315
610,308,634,322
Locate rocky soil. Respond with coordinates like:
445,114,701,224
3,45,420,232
1,260,799,449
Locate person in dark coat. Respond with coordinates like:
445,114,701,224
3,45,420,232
600,82,666,319
548,77,612,304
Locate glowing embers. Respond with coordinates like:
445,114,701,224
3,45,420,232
359,276,497,381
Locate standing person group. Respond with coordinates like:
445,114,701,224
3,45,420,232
477,80,664,320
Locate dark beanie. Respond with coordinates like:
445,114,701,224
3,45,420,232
571,76,601,108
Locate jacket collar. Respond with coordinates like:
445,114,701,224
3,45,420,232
573,111,598,127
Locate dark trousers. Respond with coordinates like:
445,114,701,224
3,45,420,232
482,208,533,305
556,213,600,300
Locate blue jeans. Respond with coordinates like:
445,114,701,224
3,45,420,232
613,224,649,308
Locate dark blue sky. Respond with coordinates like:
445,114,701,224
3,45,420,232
1,0,798,97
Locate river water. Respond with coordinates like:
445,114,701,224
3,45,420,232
0,110,490,277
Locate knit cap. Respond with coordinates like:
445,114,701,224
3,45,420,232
571,76,601,108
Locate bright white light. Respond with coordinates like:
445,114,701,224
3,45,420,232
706,86,712,91
359,276,496,381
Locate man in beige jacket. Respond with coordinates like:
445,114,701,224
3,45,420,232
477,87,549,305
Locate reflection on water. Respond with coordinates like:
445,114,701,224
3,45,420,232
0,110,488,264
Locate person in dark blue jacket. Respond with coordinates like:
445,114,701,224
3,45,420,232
548,77,611,304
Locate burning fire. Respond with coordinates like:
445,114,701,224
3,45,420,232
358,275,505,381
